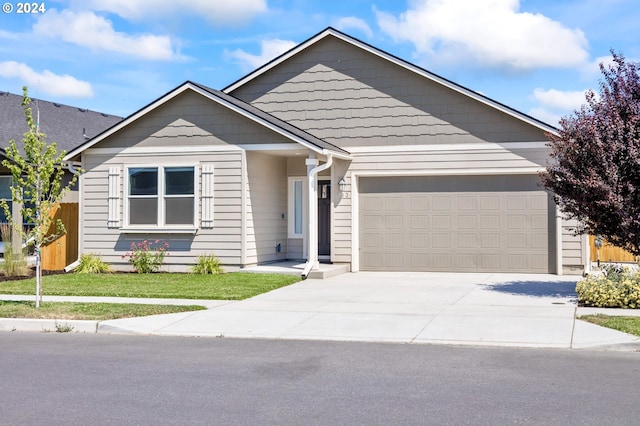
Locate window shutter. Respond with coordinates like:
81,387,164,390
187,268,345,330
107,167,121,228
201,164,214,228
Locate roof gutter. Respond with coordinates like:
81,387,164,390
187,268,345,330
323,148,351,161
301,153,333,279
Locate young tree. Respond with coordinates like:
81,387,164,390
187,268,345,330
541,52,640,255
1,86,80,307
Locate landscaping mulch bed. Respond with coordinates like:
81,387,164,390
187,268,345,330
0,268,63,282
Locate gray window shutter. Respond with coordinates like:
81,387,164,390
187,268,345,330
201,164,214,228
108,167,121,228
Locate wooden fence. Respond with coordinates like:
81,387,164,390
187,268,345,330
589,235,637,263
41,203,78,270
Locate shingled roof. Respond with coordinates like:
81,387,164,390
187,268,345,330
0,91,122,154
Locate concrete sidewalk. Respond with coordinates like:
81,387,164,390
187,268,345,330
2,272,640,351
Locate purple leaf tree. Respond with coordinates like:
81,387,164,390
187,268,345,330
541,51,640,255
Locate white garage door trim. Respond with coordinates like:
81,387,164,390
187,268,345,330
350,169,562,274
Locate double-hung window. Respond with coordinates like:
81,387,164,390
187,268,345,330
127,166,195,228
164,167,195,225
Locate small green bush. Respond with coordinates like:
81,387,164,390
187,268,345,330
191,254,224,275
576,268,640,308
75,253,112,274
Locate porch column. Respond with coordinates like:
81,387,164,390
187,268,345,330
306,155,320,271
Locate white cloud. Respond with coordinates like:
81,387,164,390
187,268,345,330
375,0,589,71
533,88,587,111
33,10,180,61
73,0,268,26
581,54,616,78
0,61,93,97
528,107,561,127
227,39,297,71
529,88,589,126
334,17,373,38
0,30,20,40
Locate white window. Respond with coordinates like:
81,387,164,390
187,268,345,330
164,167,195,225
125,166,195,228
288,177,306,238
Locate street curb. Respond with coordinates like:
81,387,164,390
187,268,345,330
0,319,99,333
2,318,640,352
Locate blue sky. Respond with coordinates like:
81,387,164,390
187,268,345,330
0,0,638,126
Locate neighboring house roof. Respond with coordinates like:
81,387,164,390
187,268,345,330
224,27,559,136
65,81,351,160
0,91,122,154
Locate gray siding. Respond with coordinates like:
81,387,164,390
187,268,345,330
286,238,304,260
79,88,315,271
81,87,318,271
348,148,549,174
245,152,288,265
229,34,583,271
231,36,547,148
81,151,243,271
561,217,586,273
332,158,352,264
99,90,297,149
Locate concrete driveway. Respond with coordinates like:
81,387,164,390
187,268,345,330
99,272,640,349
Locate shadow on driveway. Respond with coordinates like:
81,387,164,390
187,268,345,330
483,280,577,300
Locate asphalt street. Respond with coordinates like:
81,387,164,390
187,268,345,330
1,333,639,425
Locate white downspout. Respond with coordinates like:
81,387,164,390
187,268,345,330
301,153,333,279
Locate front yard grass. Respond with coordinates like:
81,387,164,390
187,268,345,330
579,315,640,337
0,272,301,300
0,300,205,320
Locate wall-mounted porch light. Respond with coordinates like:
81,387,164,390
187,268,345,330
338,177,347,196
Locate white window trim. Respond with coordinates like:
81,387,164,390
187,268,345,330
288,176,307,239
122,164,199,232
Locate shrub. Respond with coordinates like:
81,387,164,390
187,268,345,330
122,240,169,273
601,263,631,281
0,222,29,277
576,269,640,308
75,253,112,274
191,254,224,275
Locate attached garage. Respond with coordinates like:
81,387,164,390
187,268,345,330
359,175,556,273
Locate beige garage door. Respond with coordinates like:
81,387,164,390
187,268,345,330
359,175,554,273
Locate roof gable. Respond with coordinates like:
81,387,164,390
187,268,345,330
224,27,558,136
65,81,350,160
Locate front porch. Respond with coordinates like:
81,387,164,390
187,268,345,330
242,260,350,279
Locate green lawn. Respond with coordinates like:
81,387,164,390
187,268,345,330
0,300,205,320
0,272,301,300
579,315,640,337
